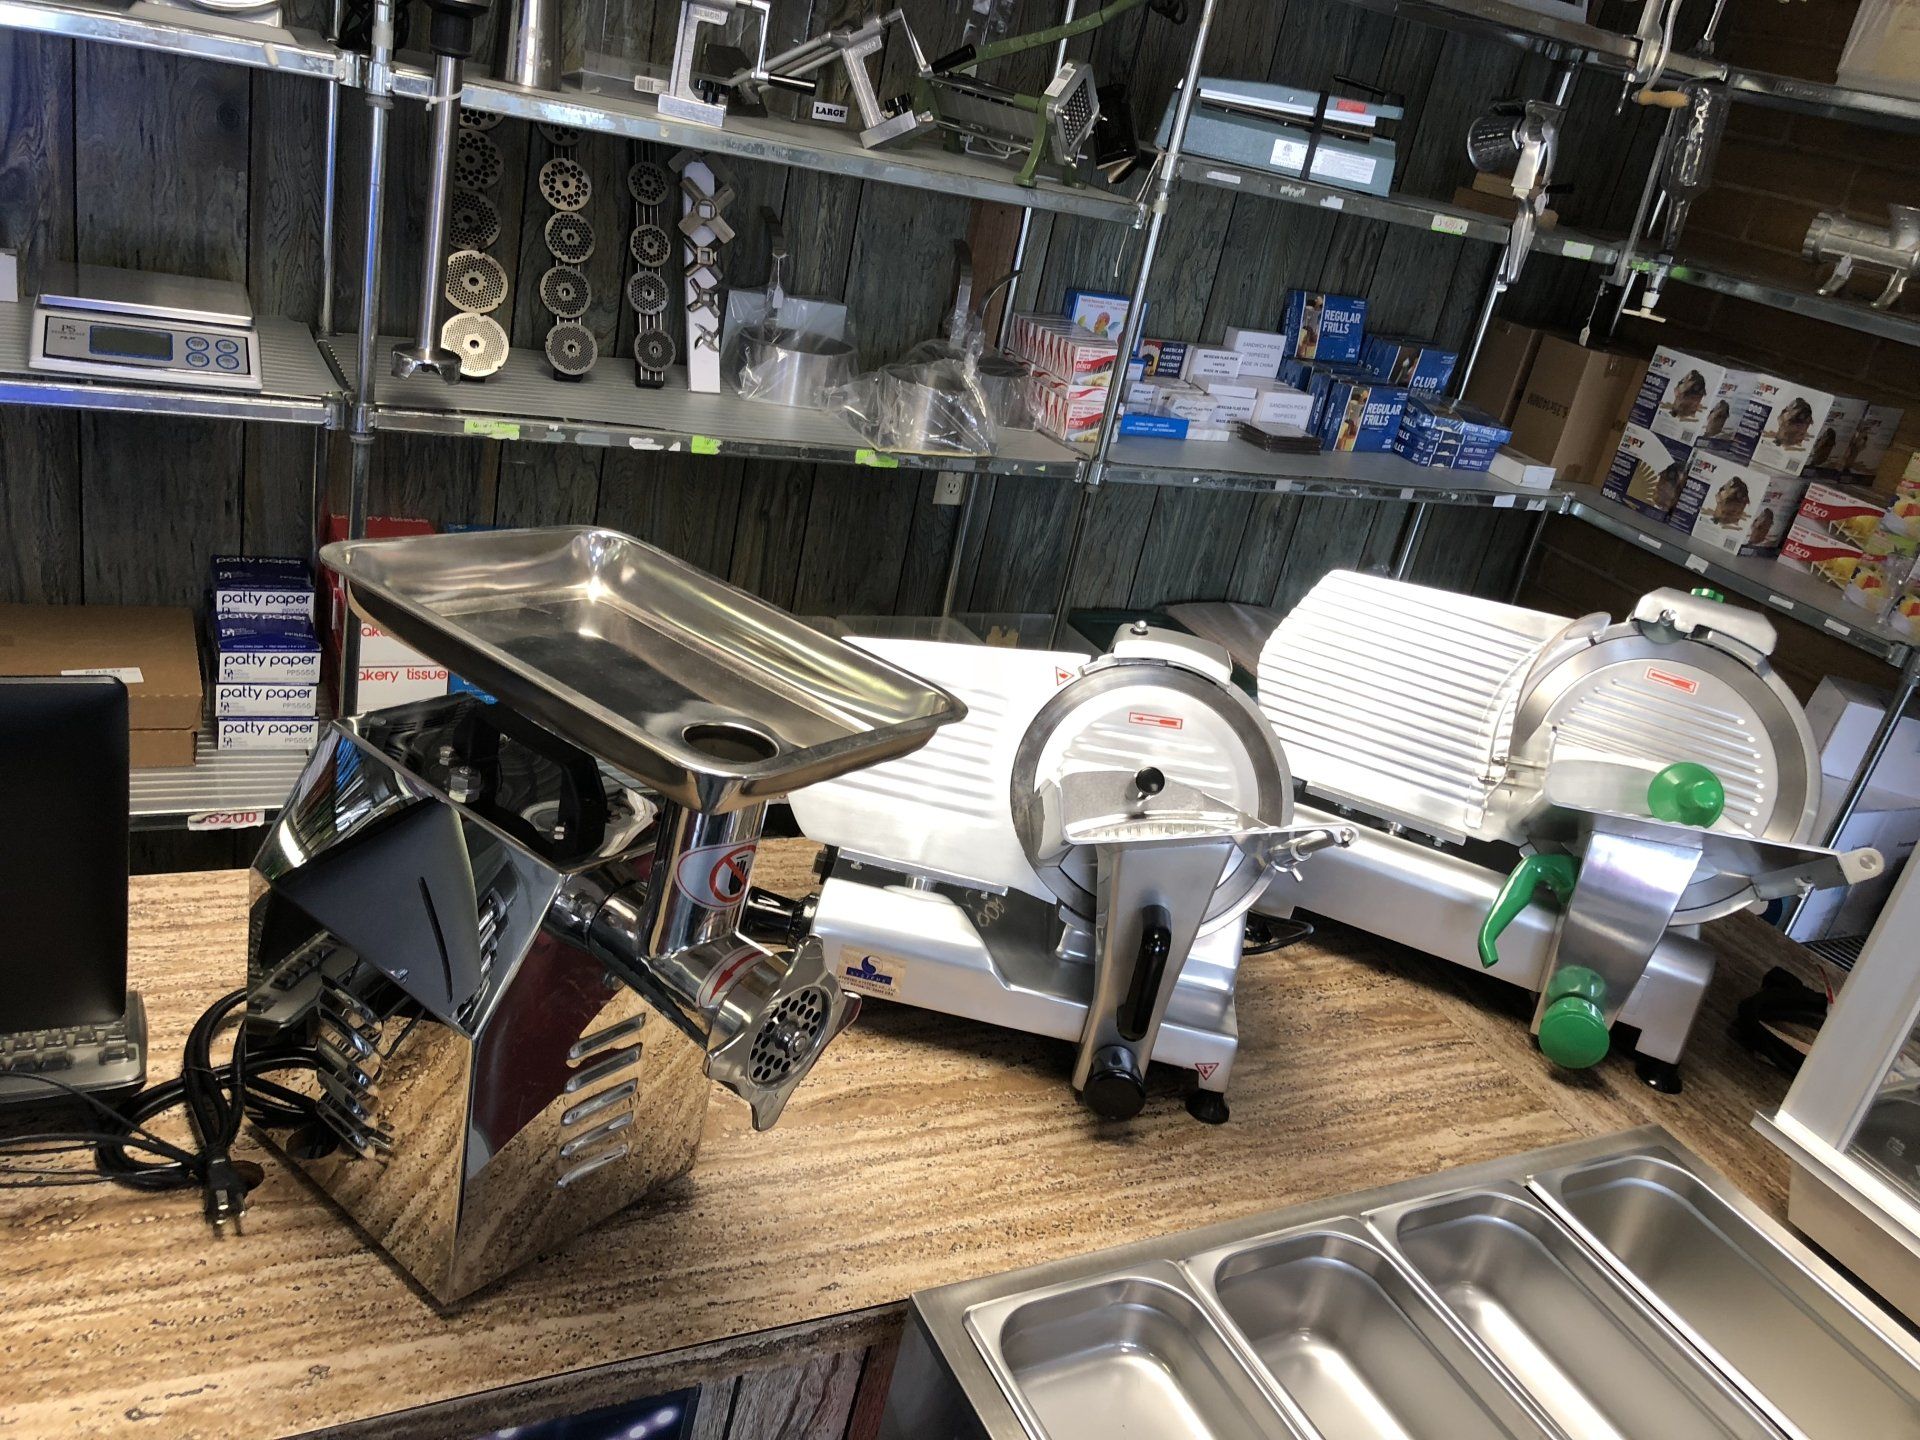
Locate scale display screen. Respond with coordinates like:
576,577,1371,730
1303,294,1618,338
88,324,174,361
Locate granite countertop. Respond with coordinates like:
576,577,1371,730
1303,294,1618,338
0,841,1811,1438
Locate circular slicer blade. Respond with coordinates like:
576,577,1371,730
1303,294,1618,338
444,249,509,314
539,264,592,319
441,312,509,378
545,320,598,376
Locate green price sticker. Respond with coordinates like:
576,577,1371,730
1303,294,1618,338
690,435,721,455
855,448,901,469
1430,215,1469,236
463,418,521,440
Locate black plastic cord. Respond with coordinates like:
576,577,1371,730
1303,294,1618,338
1,990,322,1225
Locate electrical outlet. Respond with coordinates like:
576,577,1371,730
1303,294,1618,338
933,473,967,506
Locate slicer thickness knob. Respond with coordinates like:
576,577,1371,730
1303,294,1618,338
1648,761,1724,828
1538,965,1611,1070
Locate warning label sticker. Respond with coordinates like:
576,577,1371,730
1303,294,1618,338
672,841,757,909
1128,710,1184,730
1644,666,1702,696
1194,1061,1220,1081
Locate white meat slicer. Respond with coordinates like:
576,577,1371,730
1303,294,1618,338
787,625,1353,1123
1256,570,1882,1088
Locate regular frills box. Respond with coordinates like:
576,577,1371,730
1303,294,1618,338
0,604,203,767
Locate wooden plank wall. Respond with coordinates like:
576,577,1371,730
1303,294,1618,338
1,0,1668,622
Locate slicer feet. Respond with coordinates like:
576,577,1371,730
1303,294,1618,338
1186,1089,1231,1125
1635,1055,1683,1094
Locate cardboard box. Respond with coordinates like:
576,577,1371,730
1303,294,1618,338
1490,447,1555,489
1675,451,1807,556
1809,675,1920,807
212,681,320,718
1778,514,1867,588
1282,289,1367,364
1804,395,1870,478
1031,373,1110,443
1223,327,1289,381
214,716,324,751
1182,346,1244,382
1848,403,1906,482
1010,314,1120,387
1786,803,1920,941
1251,384,1315,430
1463,319,1545,425
1629,345,1732,449
1700,370,1836,476
1319,379,1407,453
1796,480,1889,542
1514,337,1649,490
356,663,451,711
0,604,204,766
1063,288,1132,338
1601,423,1693,520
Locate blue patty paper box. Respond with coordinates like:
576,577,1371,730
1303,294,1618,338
1283,289,1367,364
214,716,324,751
1602,423,1695,520
1359,336,1457,395
211,681,319,718
212,616,323,684
1319,378,1408,453
209,555,314,621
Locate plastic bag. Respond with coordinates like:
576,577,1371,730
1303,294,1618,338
835,341,999,457
724,306,858,409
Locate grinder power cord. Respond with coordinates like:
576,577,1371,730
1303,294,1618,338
0,990,321,1227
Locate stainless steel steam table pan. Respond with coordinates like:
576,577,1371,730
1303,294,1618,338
899,1126,1920,1440
321,527,965,812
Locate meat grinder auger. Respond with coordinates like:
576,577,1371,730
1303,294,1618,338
242,527,965,1301
1255,570,1882,1089
785,625,1353,1124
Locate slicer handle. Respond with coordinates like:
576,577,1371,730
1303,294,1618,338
1479,853,1579,970
1118,905,1172,1042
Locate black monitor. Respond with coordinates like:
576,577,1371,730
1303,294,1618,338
0,676,129,1031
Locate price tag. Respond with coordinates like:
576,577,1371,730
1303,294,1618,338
1204,169,1242,186
1562,241,1595,261
1320,195,1345,211
1684,554,1709,574
1494,494,1516,508
62,666,143,683
463,418,519,440
690,435,721,455
1767,593,1795,610
1634,531,1661,549
1825,618,1853,636
1430,215,1469,236
188,809,268,832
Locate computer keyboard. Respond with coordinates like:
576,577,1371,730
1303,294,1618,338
0,993,147,1106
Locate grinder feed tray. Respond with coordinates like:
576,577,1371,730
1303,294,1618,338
322,527,964,811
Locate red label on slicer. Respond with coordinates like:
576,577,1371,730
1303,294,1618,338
1644,666,1702,695
1128,710,1185,730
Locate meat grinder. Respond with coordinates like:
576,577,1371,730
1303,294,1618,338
1256,571,1881,1088
242,527,964,1301
787,626,1352,1123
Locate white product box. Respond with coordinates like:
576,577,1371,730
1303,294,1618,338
1156,381,1220,424
358,620,437,668
1806,394,1869,476
1203,380,1260,402
215,716,324,751
0,249,16,305
1207,392,1257,424
356,662,451,711
1629,345,1732,448
211,682,319,718
1849,402,1907,480
1676,450,1808,557
1787,802,1920,940
1183,346,1244,382
1490,447,1555,489
1808,675,1920,809
1223,327,1289,381
1252,384,1315,430
1703,368,1837,476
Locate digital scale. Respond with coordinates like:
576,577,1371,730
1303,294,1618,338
28,263,263,393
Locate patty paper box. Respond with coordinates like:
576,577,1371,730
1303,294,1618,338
1629,346,1732,448
1601,423,1694,520
1805,395,1869,477
215,716,324,751
211,617,323,684
211,681,320,718
1674,451,1807,556
1283,289,1367,364
209,556,315,621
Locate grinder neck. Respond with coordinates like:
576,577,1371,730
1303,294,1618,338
578,799,856,1131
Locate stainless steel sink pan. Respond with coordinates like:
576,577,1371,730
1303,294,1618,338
1373,1185,1780,1440
1535,1152,1920,1439
964,1263,1301,1440
1186,1222,1552,1440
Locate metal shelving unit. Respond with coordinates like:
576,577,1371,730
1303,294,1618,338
1570,492,1911,664
128,732,313,832
0,302,343,427
1105,434,1569,509
0,0,354,78
389,68,1148,227
332,336,1086,477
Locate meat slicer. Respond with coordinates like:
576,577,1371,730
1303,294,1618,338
1256,570,1882,1088
242,528,964,1301
786,626,1352,1123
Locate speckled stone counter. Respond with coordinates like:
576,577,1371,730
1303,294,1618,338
0,844,1810,1438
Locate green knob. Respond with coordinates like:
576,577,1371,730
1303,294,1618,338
1690,586,1725,602
1647,761,1725,827
1540,995,1612,1068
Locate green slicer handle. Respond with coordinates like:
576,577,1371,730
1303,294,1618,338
1479,852,1579,970
1539,965,1612,1070
1647,761,1725,828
